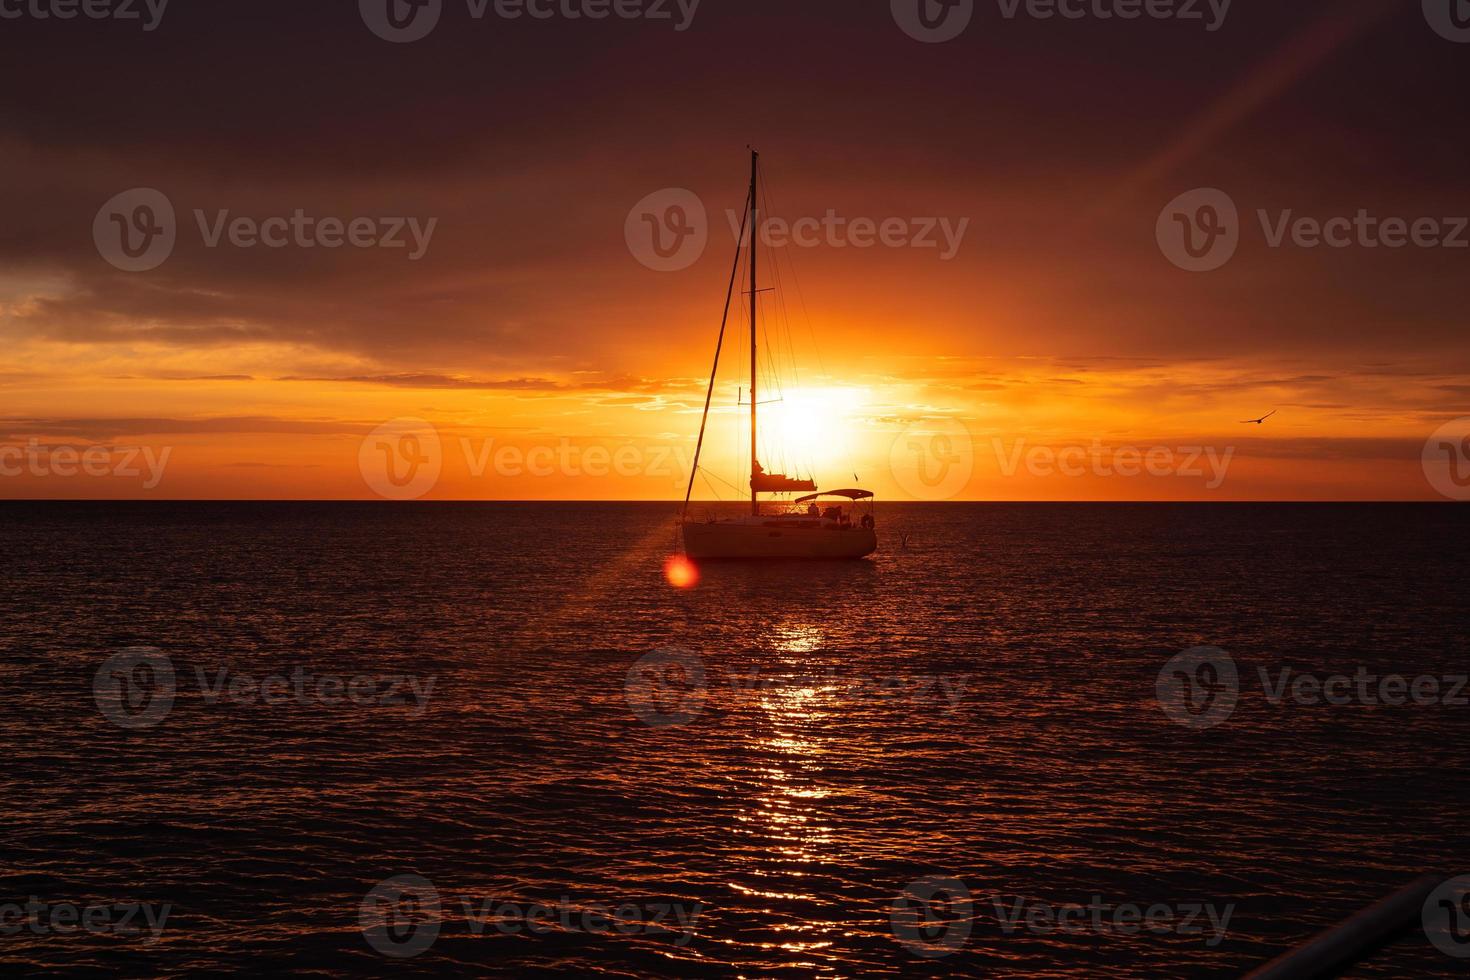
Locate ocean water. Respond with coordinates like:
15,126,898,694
2,501,1468,977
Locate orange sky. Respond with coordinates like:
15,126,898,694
1,0,1466,501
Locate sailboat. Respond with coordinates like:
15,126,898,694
679,150,878,560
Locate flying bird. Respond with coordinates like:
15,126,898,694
1239,409,1277,425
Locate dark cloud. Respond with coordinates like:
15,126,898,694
0,0,1465,375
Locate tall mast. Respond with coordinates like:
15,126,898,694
749,149,759,516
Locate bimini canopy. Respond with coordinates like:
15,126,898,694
794,489,874,504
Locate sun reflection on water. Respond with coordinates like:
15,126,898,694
728,618,852,961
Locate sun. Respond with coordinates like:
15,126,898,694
761,386,866,478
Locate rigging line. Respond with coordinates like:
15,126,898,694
765,162,858,486
699,466,744,496
757,169,811,483
763,160,827,385
768,232,813,480
762,176,803,397
760,170,817,482
759,325,784,478
757,165,805,385
730,226,753,488
681,188,751,521
767,227,799,396
695,466,730,501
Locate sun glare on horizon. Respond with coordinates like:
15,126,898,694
757,385,869,482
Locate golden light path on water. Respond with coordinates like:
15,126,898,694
729,621,846,971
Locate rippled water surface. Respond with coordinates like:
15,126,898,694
2,502,1468,977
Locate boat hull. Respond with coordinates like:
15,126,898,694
682,521,876,560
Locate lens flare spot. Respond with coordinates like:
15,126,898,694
664,554,699,589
